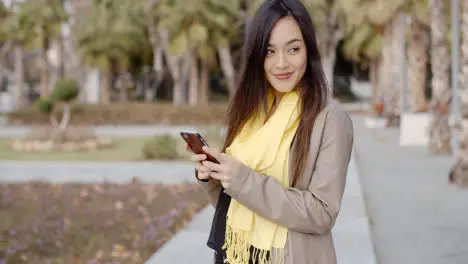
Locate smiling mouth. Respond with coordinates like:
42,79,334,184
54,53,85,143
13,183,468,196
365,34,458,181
274,72,294,80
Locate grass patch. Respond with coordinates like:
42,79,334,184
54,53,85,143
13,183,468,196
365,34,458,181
0,182,209,263
0,137,151,161
0,125,225,162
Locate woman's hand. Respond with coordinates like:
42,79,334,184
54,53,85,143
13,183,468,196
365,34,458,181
184,143,212,181
200,146,243,189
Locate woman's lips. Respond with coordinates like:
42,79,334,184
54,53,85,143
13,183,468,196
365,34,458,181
274,72,294,80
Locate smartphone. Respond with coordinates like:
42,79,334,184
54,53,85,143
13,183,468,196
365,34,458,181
180,131,220,164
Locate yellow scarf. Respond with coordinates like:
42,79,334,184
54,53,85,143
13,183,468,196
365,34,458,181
224,90,300,264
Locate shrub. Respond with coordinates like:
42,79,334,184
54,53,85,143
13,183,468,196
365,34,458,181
142,135,178,160
36,98,55,114
51,79,79,102
29,79,83,143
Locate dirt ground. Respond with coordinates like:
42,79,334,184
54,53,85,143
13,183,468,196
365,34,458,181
0,181,209,263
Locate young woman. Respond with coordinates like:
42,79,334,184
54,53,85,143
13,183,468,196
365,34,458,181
185,0,354,263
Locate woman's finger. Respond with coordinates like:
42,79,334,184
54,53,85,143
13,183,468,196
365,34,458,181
190,154,207,162
197,171,211,180
210,171,224,181
196,163,211,173
202,160,224,172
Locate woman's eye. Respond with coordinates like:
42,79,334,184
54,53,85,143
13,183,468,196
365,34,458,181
266,50,274,55
289,47,300,52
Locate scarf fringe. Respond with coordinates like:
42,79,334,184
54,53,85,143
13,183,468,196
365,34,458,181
223,224,284,264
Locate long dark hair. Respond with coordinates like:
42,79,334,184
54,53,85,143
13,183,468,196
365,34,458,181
222,0,329,187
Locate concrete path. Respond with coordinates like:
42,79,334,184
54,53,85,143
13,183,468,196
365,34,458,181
145,154,377,264
0,125,203,138
352,115,468,264
0,161,195,184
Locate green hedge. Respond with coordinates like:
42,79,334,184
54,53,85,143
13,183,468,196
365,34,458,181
8,102,228,125
142,135,179,160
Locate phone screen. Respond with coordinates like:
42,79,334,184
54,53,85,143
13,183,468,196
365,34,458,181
180,131,220,164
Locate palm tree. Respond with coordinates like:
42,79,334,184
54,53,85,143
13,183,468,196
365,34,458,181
3,1,40,107
382,13,406,127
75,0,146,104
307,0,341,94
406,0,430,113
428,0,451,155
339,22,382,107
14,0,68,97
449,0,468,183
336,0,404,122
408,18,429,112
157,0,240,104
132,0,167,102
154,0,189,105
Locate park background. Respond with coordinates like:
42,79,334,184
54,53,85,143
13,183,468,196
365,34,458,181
0,0,467,263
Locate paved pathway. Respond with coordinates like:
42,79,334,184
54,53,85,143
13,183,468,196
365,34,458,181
352,115,468,264
145,154,377,264
0,125,203,138
0,161,195,184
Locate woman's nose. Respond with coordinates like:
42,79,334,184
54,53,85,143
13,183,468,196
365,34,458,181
276,52,288,69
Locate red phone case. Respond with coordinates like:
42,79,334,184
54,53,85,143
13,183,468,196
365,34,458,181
180,132,220,164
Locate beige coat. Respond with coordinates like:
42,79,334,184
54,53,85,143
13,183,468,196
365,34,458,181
198,101,354,264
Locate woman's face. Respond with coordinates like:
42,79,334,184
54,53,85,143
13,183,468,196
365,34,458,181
264,16,307,94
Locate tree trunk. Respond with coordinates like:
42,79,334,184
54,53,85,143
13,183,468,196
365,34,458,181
59,103,71,130
323,55,335,95
144,46,164,103
380,20,394,123
318,9,341,96
148,7,164,83
382,16,402,127
58,37,66,78
188,54,199,105
199,60,209,104
40,37,51,97
449,0,468,185
13,45,25,108
163,47,184,105
160,29,185,105
119,79,128,102
217,46,236,97
143,66,156,102
100,67,111,104
408,19,429,113
428,0,452,155
370,57,381,108
152,44,164,87
118,72,130,103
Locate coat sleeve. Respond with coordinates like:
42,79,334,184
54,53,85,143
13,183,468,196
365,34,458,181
223,108,354,234
196,169,223,207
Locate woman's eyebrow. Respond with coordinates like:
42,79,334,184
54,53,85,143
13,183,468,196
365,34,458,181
268,38,302,47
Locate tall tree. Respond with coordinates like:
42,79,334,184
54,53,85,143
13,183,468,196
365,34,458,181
157,0,240,104
14,0,68,97
406,0,430,113
75,0,146,104
336,0,404,121
449,0,468,185
428,0,452,155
